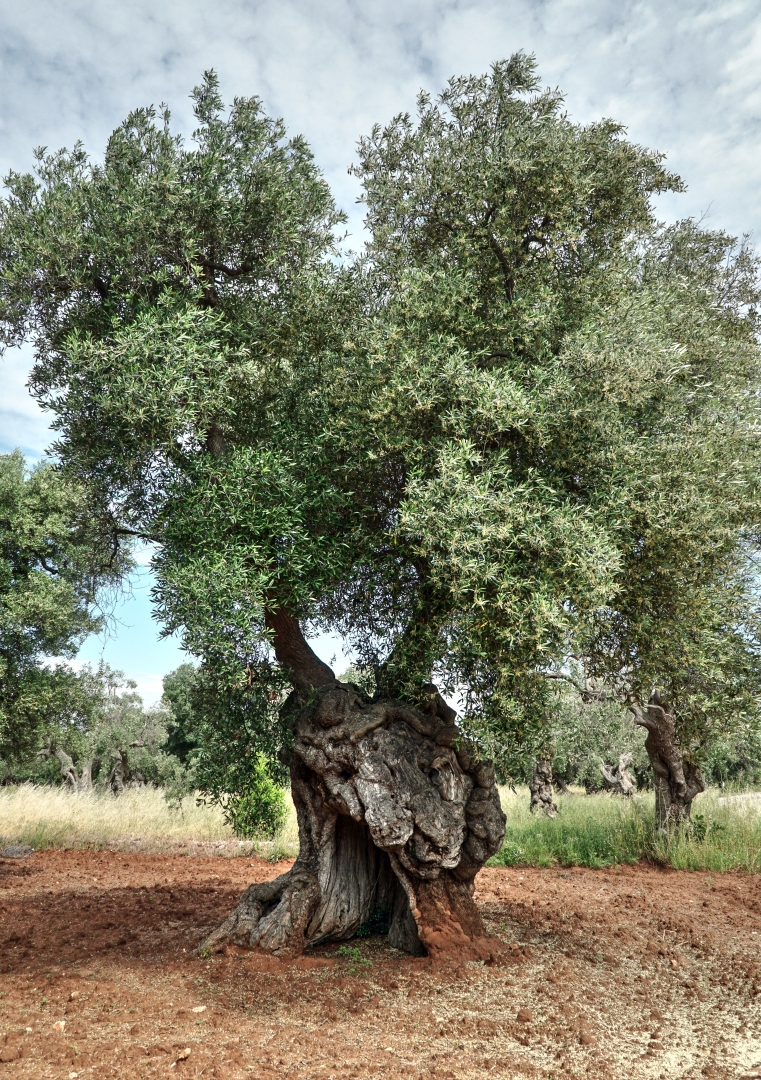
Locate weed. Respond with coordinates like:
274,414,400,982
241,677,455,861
337,945,371,973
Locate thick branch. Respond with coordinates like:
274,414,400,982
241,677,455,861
205,423,226,457
201,259,254,279
487,232,515,302
265,608,336,695
545,670,613,703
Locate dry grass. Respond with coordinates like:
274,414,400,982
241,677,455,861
0,782,302,857
0,783,232,854
5,781,761,871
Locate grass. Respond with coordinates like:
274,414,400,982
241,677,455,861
2,781,760,872
0,782,300,856
491,785,761,872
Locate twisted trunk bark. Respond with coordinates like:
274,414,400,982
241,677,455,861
632,691,704,829
529,759,557,817
200,611,506,960
600,752,637,797
37,745,98,792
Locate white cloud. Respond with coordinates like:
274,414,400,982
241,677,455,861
0,1,758,238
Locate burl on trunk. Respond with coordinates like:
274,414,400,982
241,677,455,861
200,611,506,960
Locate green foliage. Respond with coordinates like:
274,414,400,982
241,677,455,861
336,665,376,698
1,58,759,780
224,757,287,839
701,727,761,788
549,694,651,793
482,689,651,791
161,663,198,763
355,906,392,938
337,944,371,972
26,662,181,791
160,662,288,835
0,452,129,762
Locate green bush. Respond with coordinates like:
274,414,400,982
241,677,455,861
223,754,287,839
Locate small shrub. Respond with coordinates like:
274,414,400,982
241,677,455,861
355,906,391,938
225,756,287,840
338,944,371,973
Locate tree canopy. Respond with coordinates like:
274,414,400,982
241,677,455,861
0,451,128,762
1,56,759,773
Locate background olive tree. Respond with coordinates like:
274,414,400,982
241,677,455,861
0,451,129,767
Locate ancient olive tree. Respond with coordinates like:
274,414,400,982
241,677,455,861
2,56,757,953
563,223,761,827
0,73,507,959
36,663,177,793
348,58,761,826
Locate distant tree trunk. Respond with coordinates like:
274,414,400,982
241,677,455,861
200,610,506,961
37,745,97,792
529,759,557,817
553,774,570,796
600,752,637,797
632,691,704,829
109,749,130,794
77,757,98,791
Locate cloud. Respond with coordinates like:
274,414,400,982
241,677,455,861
0,1,758,242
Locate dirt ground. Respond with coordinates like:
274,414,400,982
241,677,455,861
1,851,760,1079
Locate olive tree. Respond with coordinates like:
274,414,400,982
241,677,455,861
350,58,761,828
2,58,758,958
0,452,128,765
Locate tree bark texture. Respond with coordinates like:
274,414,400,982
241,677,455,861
600,752,637,797
529,759,557,817
200,613,506,961
632,691,704,829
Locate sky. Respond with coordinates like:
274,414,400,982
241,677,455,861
1,0,760,702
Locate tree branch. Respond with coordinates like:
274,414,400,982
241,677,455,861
487,232,515,302
265,607,336,695
544,670,613,702
37,554,60,576
201,259,254,279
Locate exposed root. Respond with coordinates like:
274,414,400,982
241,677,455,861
199,868,320,957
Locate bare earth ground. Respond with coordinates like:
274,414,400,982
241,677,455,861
2,851,761,1080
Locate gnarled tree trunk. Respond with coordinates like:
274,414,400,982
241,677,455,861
200,611,506,960
632,691,704,829
553,774,570,796
600,752,637,797
529,759,557,817
37,745,98,792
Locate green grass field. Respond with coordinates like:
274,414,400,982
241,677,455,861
491,786,761,872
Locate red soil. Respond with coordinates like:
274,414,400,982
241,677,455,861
1,850,761,1078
